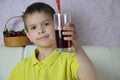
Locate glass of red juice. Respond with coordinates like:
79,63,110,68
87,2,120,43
54,13,73,52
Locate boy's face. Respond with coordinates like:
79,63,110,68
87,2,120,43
25,12,56,48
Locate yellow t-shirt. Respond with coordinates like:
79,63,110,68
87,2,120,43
9,49,80,80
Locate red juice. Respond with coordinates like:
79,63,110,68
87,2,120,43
55,30,72,48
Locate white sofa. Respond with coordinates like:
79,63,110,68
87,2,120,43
0,47,23,80
0,45,120,80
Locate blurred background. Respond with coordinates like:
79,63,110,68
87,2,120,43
0,0,120,46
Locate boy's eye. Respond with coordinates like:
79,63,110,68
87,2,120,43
43,23,50,27
30,26,36,30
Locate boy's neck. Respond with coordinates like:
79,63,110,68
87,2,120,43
37,46,56,61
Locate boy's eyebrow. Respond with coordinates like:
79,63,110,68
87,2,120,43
27,24,36,29
41,18,53,24
43,18,52,22
27,18,52,27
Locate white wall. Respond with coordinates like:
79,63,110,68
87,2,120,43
0,0,120,46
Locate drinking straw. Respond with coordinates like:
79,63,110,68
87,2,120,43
56,0,61,13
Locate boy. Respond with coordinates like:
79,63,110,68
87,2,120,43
9,2,97,80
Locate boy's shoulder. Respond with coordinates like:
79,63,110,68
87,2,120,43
18,48,38,65
59,51,77,60
17,56,32,66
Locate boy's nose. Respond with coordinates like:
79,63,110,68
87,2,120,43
38,26,46,34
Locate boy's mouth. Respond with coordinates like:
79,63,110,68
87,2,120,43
37,35,49,40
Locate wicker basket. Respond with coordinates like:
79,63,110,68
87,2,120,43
3,16,30,47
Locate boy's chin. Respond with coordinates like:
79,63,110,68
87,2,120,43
37,43,55,48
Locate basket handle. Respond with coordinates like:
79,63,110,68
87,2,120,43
4,16,22,31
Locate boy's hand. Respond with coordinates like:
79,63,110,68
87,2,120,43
62,23,79,50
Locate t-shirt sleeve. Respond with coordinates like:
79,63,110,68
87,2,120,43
8,62,23,80
69,54,80,80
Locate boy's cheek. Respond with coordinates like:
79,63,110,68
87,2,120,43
26,33,33,41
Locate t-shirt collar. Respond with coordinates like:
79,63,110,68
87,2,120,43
31,48,61,66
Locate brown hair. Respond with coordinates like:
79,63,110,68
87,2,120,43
22,2,55,31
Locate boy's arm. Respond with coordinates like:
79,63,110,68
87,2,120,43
74,46,98,80
63,23,98,80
